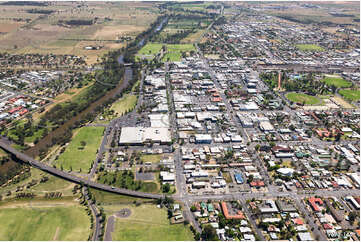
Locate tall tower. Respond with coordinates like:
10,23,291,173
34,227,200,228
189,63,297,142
278,71,281,90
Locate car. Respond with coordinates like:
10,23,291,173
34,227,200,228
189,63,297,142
111,186,115,189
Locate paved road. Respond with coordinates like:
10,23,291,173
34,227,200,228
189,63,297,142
83,187,101,241
0,139,164,199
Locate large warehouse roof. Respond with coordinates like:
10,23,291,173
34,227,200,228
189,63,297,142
119,127,171,145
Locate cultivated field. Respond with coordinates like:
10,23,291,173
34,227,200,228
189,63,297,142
104,204,194,241
286,92,320,105
0,203,90,240
0,2,160,65
55,126,104,172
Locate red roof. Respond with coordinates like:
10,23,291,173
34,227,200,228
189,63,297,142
308,197,323,212
250,180,265,187
211,97,222,102
323,224,333,230
293,218,304,225
221,202,245,220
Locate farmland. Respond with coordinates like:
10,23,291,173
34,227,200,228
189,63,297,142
55,126,104,172
0,203,90,240
0,2,159,65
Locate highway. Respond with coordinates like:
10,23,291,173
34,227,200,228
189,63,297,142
0,138,164,200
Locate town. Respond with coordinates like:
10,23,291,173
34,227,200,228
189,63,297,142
0,1,359,241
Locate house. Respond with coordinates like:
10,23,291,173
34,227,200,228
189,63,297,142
221,202,245,219
308,197,323,212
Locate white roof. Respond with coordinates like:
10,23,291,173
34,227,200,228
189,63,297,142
119,127,171,144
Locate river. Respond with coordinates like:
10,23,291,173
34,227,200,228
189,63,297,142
25,16,168,158
25,67,132,158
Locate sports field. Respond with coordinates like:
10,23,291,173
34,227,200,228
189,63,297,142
296,44,325,52
321,75,352,88
111,94,137,116
0,204,90,240
162,44,195,62
106,204,194,241
286,92,320,105
339,89,360,101
55,126,104,172
137,43,164,57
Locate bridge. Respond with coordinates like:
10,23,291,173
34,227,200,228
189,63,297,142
0,139,164,200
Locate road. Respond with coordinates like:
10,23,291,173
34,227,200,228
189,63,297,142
83,187,101,241
0,138,164,199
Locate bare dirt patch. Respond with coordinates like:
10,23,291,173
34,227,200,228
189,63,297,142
0,22,24,33
331,96,354,109
52,227,60,241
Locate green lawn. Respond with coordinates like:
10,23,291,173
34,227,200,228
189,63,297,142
109,204,194,241
0,205,90,240
111,94,137,116
0,168,74,198
286,92,321,105
162,44,195,62
296,44,325,52
55,126,104,172
90,189,152,205
321,75,352,88
140,154,162,163
339,89,360,101
137,43,164,60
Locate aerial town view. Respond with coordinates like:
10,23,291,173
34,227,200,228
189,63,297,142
0,1,359,241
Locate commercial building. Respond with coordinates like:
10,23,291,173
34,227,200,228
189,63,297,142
119,127,171,145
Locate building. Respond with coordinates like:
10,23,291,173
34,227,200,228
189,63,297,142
119,127,171,145
195,134,212,144
259,121,274,131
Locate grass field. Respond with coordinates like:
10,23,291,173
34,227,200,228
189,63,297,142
111,94,137,116
0,205,90,240
296,44,325,52
286,92,320,105
55,126,104,172
137,43,164,56
339,89,360,101
0,168,74,198
106,204,194,241
90,189,152,205
162,44,195,62
321,75,352,88
140,154,163,163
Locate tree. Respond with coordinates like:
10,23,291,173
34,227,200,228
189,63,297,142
349,211,357,224
162,183,170,193
201,225,219,241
